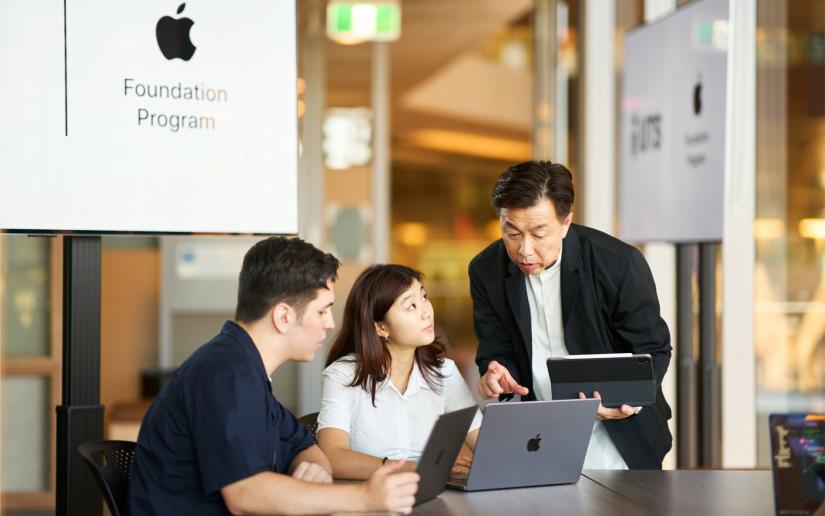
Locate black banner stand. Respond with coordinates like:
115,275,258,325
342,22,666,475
675,241,722,468
698,242,722,467
55,235,104,516
676,243,698,468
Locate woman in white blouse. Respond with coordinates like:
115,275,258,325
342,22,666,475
316,264,482,480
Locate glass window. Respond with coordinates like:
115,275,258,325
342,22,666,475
1,236,51,357
755,0,825,467
1,235,59,512
1,376,51,492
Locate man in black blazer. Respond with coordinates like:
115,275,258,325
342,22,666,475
470,160,672,469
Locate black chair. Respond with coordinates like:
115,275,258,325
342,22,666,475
78,440,136,516
298,412,319,438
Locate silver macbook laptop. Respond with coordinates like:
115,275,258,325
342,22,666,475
446,399,598,491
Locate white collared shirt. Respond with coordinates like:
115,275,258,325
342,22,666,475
318,355,482,460
524,243,629,470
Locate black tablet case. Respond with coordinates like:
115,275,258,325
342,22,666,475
546,355,656,408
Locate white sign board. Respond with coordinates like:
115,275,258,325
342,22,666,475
0,1,297,234
619,0,728,243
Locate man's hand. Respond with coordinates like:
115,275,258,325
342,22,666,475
362,461,420,514
290,462,333,484
478,360,529,399
578,391,640,420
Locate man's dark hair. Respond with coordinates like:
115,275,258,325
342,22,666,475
491,160,575,219
235,237,340,323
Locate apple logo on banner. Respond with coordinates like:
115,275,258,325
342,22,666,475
693,75,703,116
526,434,542,452
156,3,196,61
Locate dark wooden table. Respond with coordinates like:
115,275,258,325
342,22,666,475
582,470,774,516
408,470,774,516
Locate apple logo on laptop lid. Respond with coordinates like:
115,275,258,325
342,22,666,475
527,434,542,452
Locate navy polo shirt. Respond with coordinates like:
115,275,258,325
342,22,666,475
130,321,315,516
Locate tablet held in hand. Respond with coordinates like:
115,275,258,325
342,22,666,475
546,354,656,408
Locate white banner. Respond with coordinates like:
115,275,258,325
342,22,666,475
0,1,297,234
619,0,728,243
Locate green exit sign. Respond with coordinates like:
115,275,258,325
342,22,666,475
327,1,401,43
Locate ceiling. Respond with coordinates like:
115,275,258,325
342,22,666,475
323,0,535,166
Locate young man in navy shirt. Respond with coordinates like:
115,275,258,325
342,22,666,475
130,237,419,515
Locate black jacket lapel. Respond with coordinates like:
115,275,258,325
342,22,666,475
561,225,583,334
504,259,532,362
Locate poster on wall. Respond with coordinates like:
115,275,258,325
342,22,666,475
619,0,728,243
0,1,297,234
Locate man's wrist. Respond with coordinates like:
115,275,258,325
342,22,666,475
354,482,373,512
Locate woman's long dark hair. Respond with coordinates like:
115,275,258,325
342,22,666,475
325,264,446,406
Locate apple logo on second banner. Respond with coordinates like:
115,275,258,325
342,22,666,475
693,76,703,115
527,434,542,452
156,3,196,61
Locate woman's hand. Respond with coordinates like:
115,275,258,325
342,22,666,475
451,454,472,478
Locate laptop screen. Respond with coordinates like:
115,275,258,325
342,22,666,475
769,413,825,516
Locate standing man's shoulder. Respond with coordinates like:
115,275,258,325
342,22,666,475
572,224,644,264
469,239,507,276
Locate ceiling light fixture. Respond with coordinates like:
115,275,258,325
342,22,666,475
327,1,401,45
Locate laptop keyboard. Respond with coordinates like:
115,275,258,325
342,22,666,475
447,475,468,487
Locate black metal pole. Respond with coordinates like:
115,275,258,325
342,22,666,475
676,243,698,468
56,235,104,516
698,242,721,467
